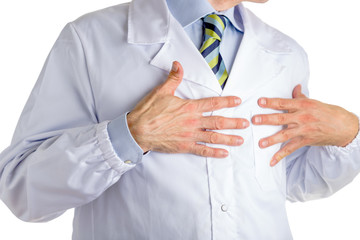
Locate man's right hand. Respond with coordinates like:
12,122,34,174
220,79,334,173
127,61,249,158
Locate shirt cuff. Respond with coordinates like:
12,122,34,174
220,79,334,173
325,116,360,155
107,112,144,165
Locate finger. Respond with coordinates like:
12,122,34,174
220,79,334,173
292,84,307,99
201,116,249,130
193,96,242,112
259,128,299,148
159,61,184,95
190,143,229,158
252,113,293,126
270,137,305,166
258,97,298,111
196,131,244,146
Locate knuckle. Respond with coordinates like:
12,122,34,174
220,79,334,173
168,72,180,81
280,130,289,140
282,146,293,157
201,147,209,156
297,99,306,108
283,147,292,156
180,131,194,139
299,99,315,108
277,114,286,123
184,118,200,127
209,132,219,144
298,113,317,123
182,102,197,112
215,117,226,129
176,142,189,152
198,145,211,156
167,70,182,84
210,97,220,109
278,99,287,109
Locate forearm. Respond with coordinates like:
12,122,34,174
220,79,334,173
0,121,135,222
286,123,360,202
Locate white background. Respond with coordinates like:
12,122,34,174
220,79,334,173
0,0,360,239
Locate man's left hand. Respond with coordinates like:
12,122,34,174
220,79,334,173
252,85,359,167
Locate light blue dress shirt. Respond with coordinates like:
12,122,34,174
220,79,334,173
108,0,244,163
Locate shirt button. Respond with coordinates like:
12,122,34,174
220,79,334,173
124,160,132,164
221,204,228,212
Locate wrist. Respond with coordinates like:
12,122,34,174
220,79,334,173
127,112,150,153
339,112,359,147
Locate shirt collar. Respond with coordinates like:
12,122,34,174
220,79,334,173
166,0,244,32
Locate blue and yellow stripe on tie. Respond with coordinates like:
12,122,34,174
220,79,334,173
200,14,228,89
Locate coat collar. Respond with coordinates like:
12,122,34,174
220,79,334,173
128,0,170,44
128,0,291,53
128,0,293,96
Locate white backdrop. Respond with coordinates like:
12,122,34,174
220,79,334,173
0,0,360,239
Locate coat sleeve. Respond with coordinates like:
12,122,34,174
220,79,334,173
0,23,138,222
286,49,360,202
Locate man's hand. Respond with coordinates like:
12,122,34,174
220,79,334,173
252,85,359,166
127,61,249,158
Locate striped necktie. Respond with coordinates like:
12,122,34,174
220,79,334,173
200,14,228,89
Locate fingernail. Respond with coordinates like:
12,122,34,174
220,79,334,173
172,62,179,73
236,138,243,145
243,121,249,128
270,158,277,167
234,97,241,105
260,139,268,148
253,116,261,124
259,98,267,106
221,151,229,157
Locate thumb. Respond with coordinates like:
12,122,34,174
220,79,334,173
292,84,306,99
159,61,184,95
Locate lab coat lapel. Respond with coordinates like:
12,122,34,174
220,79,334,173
150,18,223,95
224,36,285,101
128,0,293,98
223,5,292,101
128,0,222,95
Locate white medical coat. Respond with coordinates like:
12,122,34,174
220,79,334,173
1,0,360,239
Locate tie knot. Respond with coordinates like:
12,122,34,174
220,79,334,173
203,14,227,42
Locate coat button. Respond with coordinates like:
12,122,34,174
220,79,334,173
221,204,228,212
